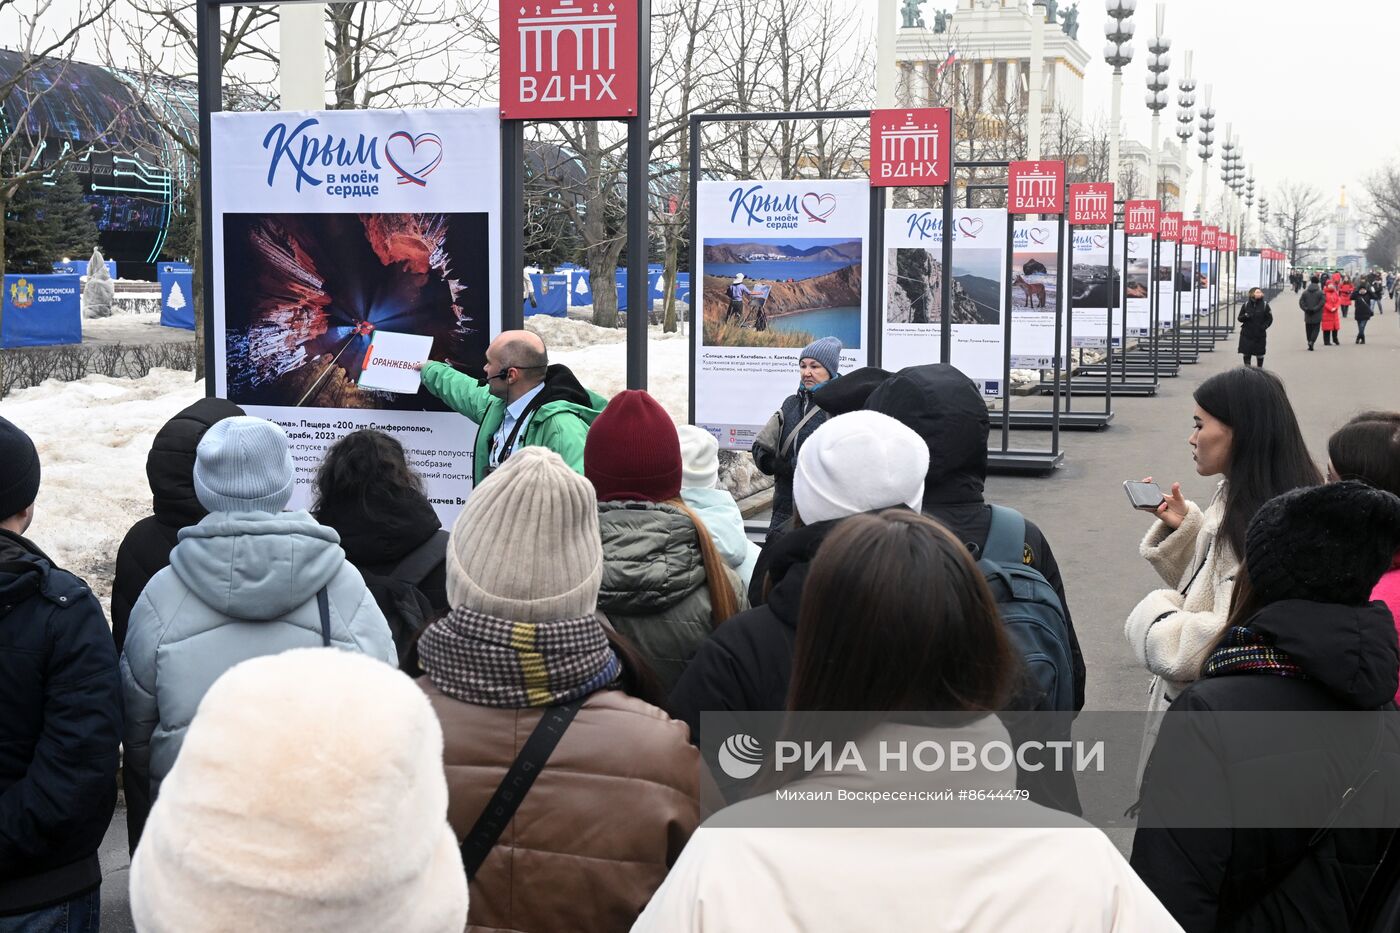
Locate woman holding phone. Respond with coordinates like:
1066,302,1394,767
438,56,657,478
1124,368,1320,751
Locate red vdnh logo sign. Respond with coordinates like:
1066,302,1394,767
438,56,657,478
500,0,638,120
1007,161,1065,214
1180,220,1202,246
1124,200,1160,235
1159,211,1181,241
870,108,952,187
1067,183,1114,225
1201,226,1218,249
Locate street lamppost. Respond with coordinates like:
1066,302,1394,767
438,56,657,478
1174,52,1196,211
1197,85,1215,217
1243,170,1255,247
1144,3,1170,202
1029,0,1047,160
1218,128,1236,227
1258,195,1270,254
1104,0,1136,186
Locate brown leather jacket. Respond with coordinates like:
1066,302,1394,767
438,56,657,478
419,680,701,933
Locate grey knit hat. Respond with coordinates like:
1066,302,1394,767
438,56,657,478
800,336,843,378
192,416,294,514
445,446,602,622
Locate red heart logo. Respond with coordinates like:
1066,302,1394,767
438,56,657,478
957,217,985,238
801,192,837,223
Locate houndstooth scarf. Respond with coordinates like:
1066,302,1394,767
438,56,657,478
418,606,622,708
1202,626,1309,681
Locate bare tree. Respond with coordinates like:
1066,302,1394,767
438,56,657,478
0,0,126,277
1267,180,1327,266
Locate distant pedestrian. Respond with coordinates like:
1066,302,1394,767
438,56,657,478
1321,282,1342,345
1236,287,1272,367
1340,276,1355,318
1299,275,1325,350
752,337,843,535
0,416,123,930
129,649,469,933
1353,282,1374,344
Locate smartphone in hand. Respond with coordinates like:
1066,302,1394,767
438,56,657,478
1124,480,1165,511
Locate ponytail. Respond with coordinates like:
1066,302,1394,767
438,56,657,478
665,497,741,626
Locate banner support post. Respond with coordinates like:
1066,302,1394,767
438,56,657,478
624,0,652,390
939,175,954,364
1050,213,1065,458
868,186,885,367
501,120,525,332
1104,218,1115,419
1063,221,1075,411
1000,210,1016,453
195,0,222,396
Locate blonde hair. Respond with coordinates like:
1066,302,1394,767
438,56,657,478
665,497,740,625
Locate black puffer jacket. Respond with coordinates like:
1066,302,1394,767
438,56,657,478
1299,284,1325,325
0,530,122,915
1132,600,1400,933
1237,299,1273,356
864,364,1086,711
111,397,243,652
752,386,829,534
314,489,448,615
1354,289,1374,322
668,518,836,745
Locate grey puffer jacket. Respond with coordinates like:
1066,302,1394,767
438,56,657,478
120,510,396,837
596,501,746,693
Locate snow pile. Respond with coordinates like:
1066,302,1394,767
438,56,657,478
530,319,690,422
2,369,202,610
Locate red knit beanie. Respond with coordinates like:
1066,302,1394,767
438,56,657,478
584,390,682,503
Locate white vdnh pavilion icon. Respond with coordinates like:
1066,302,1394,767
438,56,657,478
518,1,618,74
1015,169,1059,202
880,112,941,166
1073,188,1109,218
1127,203,1156,230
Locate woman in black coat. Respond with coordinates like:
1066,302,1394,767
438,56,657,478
1132,482,1400,933
1236,287,1273,367
1353,283,1374,344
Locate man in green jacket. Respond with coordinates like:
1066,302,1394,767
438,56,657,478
414,330,606,484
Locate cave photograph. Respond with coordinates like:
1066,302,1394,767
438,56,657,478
222,211,491,410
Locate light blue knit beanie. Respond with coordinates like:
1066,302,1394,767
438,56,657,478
800,336,843,378
193,416,294,514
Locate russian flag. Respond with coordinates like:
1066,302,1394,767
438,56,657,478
936,47,959,75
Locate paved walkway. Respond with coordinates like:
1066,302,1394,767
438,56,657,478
92,288,1400,925
986,286,1400,712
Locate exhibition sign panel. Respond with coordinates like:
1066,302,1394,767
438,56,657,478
1008,160,1065,214
1,274,81,348
1067,183,1114,226
210,107,501,520
1068,229,1126,348
1158,212,1183,328
159,268,196,329
1008,219,1065,368
869,108,952,187
883,208,1008,392
1124,200,1159,235
694,179,869,450
499,0,639,119
1125,235,1155,337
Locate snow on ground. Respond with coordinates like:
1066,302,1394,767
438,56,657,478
1,369,203,611
0,321,687,611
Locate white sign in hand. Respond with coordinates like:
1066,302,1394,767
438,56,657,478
357,330,434,394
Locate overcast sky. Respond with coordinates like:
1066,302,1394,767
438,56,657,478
856,0,1400,220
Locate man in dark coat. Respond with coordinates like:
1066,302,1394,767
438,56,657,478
0,417,123,927
111,397,244,653
1298,275,1326,350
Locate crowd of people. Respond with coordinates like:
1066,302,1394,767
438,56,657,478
3,324,1400,933
1297,270,1388,349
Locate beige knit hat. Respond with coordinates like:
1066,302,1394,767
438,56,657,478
129,648,468,933
446,446,602,621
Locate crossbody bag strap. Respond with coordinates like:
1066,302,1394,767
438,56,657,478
316,586,331,647
779,405,823,458
392,529,450,585
459,700,583,879
495,390,553,468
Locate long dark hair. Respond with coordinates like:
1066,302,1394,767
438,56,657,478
788,511,1017,714
312,428,426,518
1193,368,1322,560
1328,412,1400,497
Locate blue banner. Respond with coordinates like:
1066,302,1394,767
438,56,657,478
2,274,82,348
525,272,569,317
570,270,593,306
159,269,196,329
158,262,193,274
53,259,117,279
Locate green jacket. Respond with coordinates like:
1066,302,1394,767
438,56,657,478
420,362,607,483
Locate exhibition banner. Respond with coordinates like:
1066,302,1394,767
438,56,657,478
883,208,1008,393
693,179,869,450
1067,229,1125,349
210,107,501,520
1125,235,1155,337
1,274,81,348
158,268,196,329
1008,219,1065,368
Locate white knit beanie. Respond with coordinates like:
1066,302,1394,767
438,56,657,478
677,424,721,490
129,648,468,933
445,446,602,621
793,411,928,524
192,415,294,513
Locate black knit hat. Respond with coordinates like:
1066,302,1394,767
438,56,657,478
0,416,40,521
1245,481,1400,606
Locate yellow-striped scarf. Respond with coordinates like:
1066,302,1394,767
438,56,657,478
418,606,621,707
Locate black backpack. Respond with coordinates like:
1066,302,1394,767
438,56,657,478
361,529,448,674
